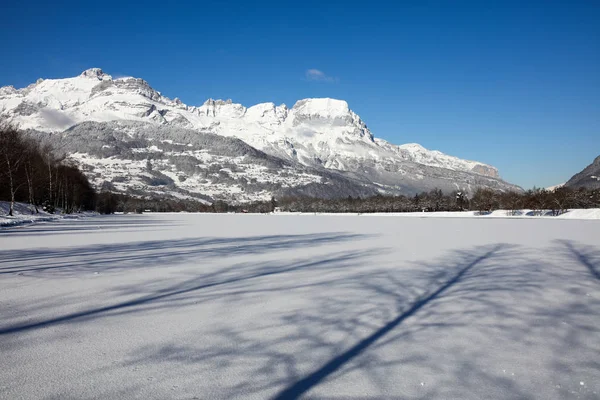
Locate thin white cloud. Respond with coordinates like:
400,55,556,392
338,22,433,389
305,69,338,83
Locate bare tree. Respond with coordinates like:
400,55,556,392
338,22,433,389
0,124,96,216
0,125,27,216
471,188,498,213
499,191,522,215
549,187,573,216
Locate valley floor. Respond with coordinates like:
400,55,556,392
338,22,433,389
1,214,599,399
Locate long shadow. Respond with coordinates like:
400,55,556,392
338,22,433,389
0,215,160,236
559,240,600,281
0,232,364,262
114,243,550,399
0,232,368,276
0,248,378,335
271,244,504,400
75,240,599,399
0,222,182,236
43,241,596,399
7,234,597,400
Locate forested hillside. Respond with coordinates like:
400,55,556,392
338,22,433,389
0,125,96,215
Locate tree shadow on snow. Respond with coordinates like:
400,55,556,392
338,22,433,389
270,245,506,400
115,242,600,399
3,239,600,399
0,215,181,236
558,240,600,281
0,237,376,335
0,232,369,276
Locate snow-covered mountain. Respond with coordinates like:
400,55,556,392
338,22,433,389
1,68,521,202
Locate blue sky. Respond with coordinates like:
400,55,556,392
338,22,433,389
1,0,598,189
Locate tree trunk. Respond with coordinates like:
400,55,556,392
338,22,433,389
5,154,15,216
48,160,53,205
25,164,37,214
54,167,60,210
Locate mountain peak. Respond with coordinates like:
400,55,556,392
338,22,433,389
292,98,350,117
80,68,111,80
399,143,427,152
203,98,234,106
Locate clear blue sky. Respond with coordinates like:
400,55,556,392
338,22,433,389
1,0,598,189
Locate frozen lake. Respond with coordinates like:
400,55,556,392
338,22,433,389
1,214,599,399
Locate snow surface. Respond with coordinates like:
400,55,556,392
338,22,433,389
556,208,600,220
1,214,599,399
0,201,97,227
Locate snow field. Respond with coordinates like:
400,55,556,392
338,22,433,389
0,214,599,399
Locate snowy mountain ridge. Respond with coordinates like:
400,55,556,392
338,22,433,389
1,68,499,177
0,68,521,201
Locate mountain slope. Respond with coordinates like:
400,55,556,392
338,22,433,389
28,121,379,202
564,156,600,189
1,68,521,201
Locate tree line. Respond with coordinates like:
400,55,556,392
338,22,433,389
0,125,96,215
95,186,599,215
276,187,599,215
94,192,276,214
469,186,600,215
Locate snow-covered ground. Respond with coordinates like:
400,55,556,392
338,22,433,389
0,201,97,228
1,214,599,399
556,208,600,220
295,208,600,219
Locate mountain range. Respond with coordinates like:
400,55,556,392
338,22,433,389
0,68,521,202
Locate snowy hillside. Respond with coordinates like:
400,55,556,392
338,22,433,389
1,69,521,201
564,155,600,190
33,121,378,202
